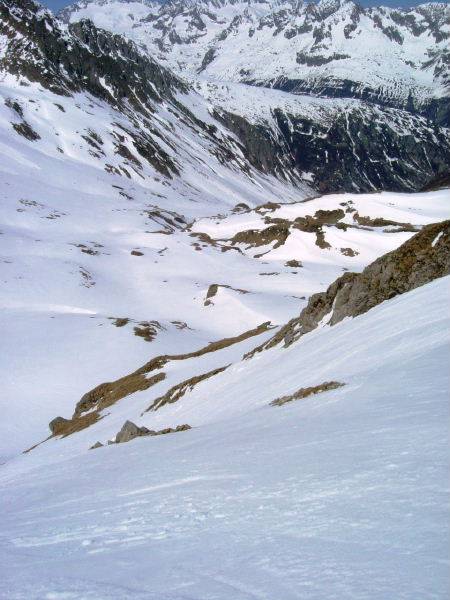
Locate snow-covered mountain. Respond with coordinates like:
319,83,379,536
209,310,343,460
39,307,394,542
61,0,450,123
1,0,449,195
1,1,449,598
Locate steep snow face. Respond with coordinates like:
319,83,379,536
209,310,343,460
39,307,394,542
1,276,449,599
61,0,450,116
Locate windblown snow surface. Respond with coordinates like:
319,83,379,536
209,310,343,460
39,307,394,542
1,276,449,599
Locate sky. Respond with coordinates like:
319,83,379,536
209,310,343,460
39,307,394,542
41,0,446,13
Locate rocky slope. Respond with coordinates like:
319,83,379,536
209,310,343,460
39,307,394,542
208,82,450,192
250,219,450,352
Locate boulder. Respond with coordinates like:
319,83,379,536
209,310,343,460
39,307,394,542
49,416,70,436
90,441,104,450
175,424,191,432
115,420,150,444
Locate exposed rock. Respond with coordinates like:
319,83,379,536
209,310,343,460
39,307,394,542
75,371,166,417
12,121,40,141
5,97,23,117
146,366,229,412
315,231,331,249
99,421,192,447
133,321,163,342
204,283,249,306
90,441,104,450
340,247,358,257
204,283,219,305
115,420,151,444
248,220,450,355
111,317,129,327
254,202,282,214
232,202,250,213
153,424,192,436
353,212,416,229
49,416,70,435
231,222,291,249
271,382,345,406
285,259,303,268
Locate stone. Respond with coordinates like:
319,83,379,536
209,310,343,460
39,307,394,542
49,416,70,436
90,441,103,450
115,420,148,444
175,424,191,432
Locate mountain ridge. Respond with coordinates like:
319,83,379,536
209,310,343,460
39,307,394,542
60,0,450,123
3,0,448,193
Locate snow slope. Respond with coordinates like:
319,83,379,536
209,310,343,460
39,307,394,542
2,181,448,458
1,1,448,459
1,276,449,599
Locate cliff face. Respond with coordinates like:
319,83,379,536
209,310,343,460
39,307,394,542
219,105,450,193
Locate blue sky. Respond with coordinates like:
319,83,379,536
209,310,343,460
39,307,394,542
41,0,445,12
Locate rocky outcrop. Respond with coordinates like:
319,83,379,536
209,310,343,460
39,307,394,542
74,372,166,417
90,421,192,448
115,420,152,444
145,365,229,412
49,417,71,436
43,322,273,443
250,220,450,354
270,381,345,406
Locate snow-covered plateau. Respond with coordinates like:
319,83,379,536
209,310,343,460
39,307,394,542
0,0,449,599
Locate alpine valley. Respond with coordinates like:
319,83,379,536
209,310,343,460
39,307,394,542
0,1,449,598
